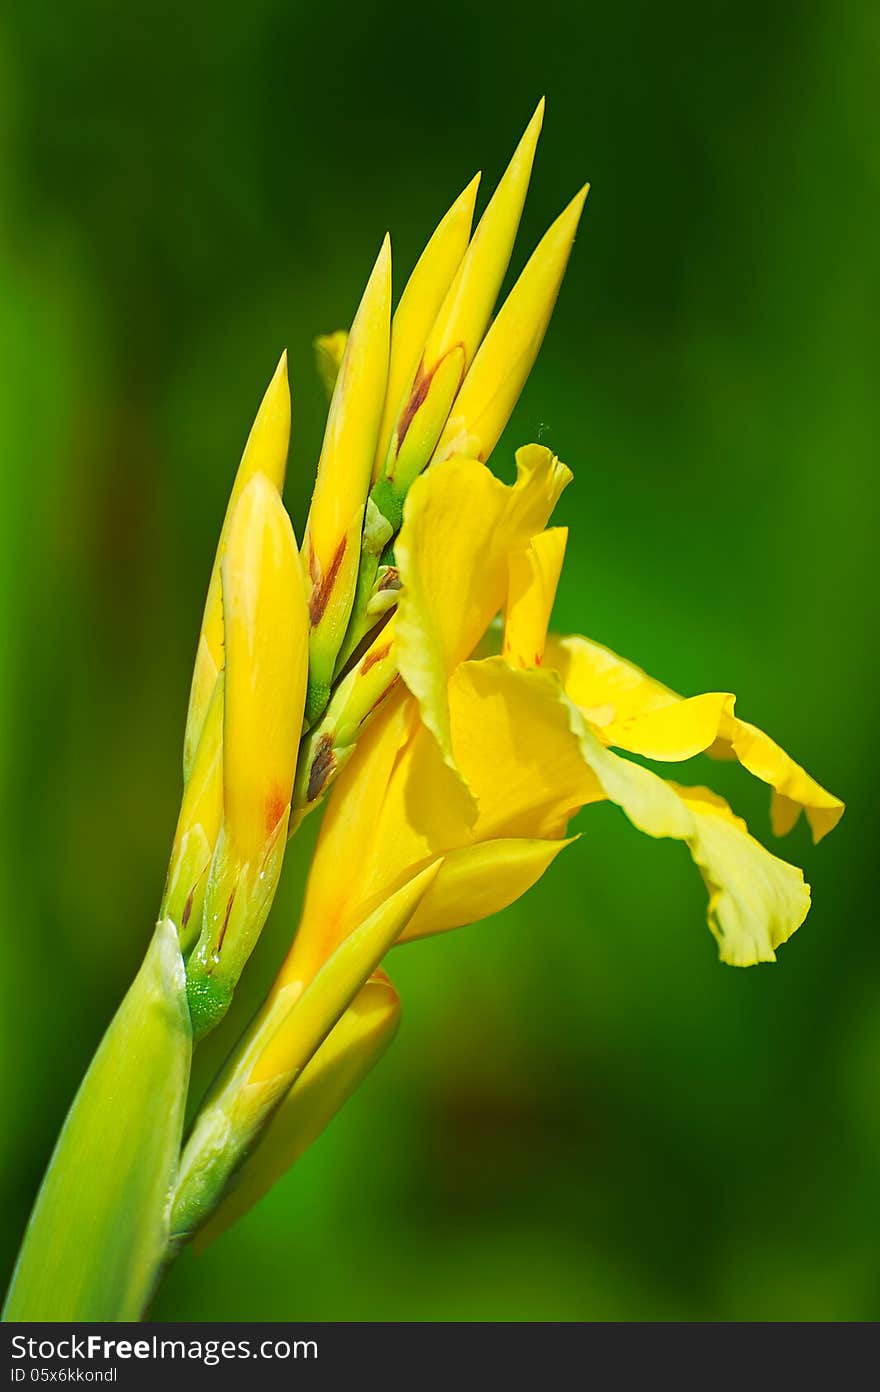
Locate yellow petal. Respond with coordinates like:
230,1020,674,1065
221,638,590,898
669,784,811,966
221,474,309,866
183,352,290,779
373,174,480,482
395,446,570,778
303,236,392,721
433,185,589,466
399,836,575,942
606,691,735,762
422,100,544,372
544,633,679,725
193,972,400,1251
562,695,812,965
548,633,844,842
281,658,587,985
714,715,845,843
255,862,440,1082
503,527,567,670
279,693,415,989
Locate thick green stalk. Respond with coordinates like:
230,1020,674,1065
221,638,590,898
3,919,192,1322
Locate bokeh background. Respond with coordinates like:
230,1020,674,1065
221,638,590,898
1,0,877,1322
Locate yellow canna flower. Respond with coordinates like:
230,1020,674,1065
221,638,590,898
276,441,842,1002
185,472,309,1037
302,236,392,725
11,101,847,1325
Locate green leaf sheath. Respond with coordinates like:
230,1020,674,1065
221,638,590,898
3,920,192,1322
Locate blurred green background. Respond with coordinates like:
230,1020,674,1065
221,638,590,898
1,0,877,1322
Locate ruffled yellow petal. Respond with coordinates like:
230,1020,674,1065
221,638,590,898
503,527,567,670
565,700,811,966
547,633,844,842
712,715,844,843
668,784,811,966
395,446,570,779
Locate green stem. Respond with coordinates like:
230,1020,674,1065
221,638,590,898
2,920,192,1322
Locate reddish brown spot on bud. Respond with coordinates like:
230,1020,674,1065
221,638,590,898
181,887,195,930
360,640,392,676
307,733,336,805
363,672,401,725
377,566,400,592
308,536,348,626
216,889,237,953
390,345,466,474
264,787,287,837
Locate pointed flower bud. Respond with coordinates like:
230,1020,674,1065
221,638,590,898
372,101,544,527
185,474,309,1038
433,185,589,465
302,237,392,727
372,173,480,482
183,352,291,780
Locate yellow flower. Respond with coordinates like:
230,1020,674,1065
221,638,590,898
278,444,843,994
163,105,843,1249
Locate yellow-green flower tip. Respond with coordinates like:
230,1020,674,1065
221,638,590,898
303,235,392,725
